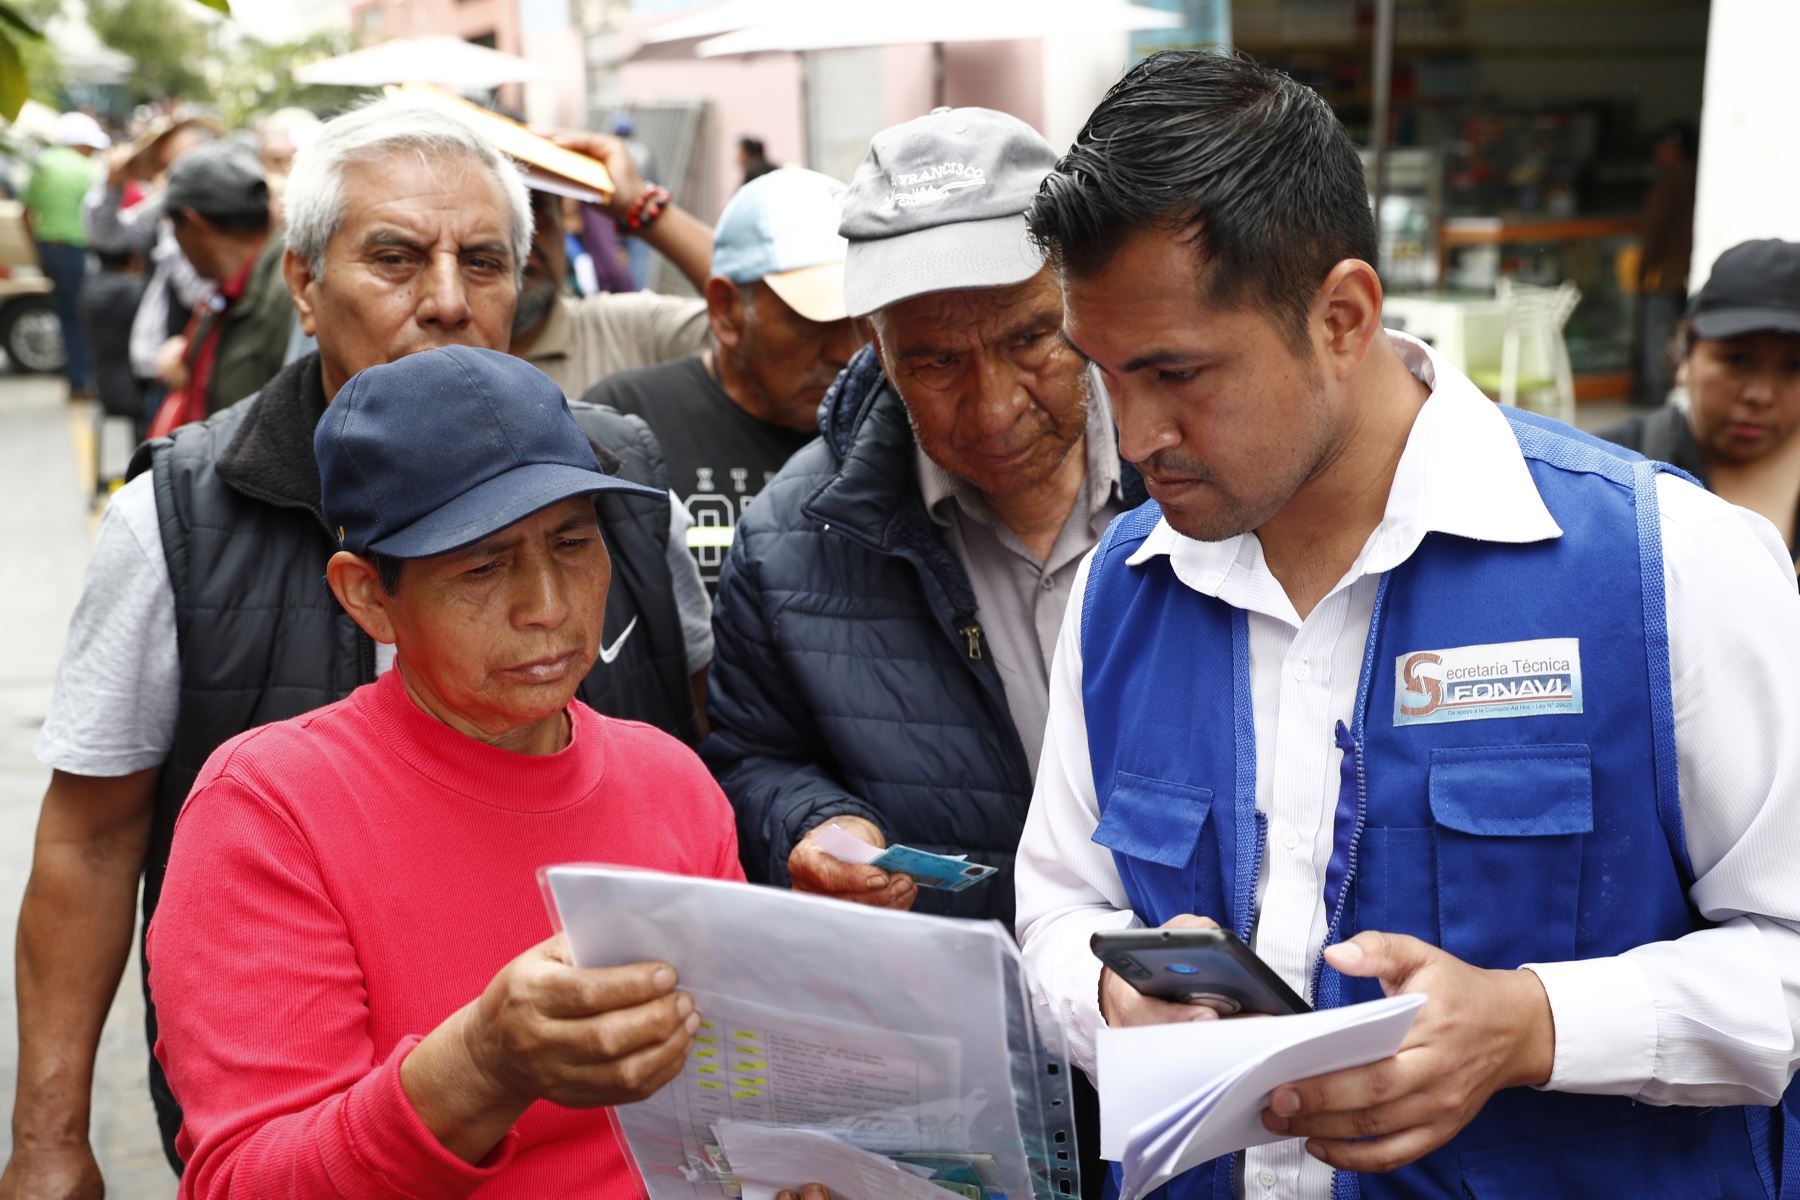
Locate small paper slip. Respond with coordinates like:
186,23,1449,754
814,823,998,892
1099,993,1426,1200
713,1121,970,1200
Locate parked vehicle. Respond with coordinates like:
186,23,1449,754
0,198,66,374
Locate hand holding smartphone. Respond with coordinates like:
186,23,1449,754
1090,927,1311,1016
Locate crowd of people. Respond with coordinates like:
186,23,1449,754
4,46,1799,1200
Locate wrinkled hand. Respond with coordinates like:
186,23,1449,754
0,1144,104,1200
787,817,915,910
464,933,699,1111
1260,931,1554,1174
546,130,646,221
1099,914,1231,1027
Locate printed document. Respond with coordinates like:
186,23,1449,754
1098,994,1426,1200
542,865,1047,1200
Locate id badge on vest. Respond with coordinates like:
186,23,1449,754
1392,637,1583,727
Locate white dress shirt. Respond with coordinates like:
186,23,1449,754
1016,333,1800,1200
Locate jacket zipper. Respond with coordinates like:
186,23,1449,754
958,620,984,661
356,629,376,685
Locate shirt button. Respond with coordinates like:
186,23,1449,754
1282,827,1300,851
1258,1168,1278,1187
1040,576,1055,591
1292,660,1311,682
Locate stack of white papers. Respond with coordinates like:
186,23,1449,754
713,1122,970,1200
1098,994,1426,1199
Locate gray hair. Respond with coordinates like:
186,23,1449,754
283,95,532,278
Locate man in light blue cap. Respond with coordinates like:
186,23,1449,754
585,166,865,594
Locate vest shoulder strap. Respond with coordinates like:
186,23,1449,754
1080,500,1164,651
571,401,672,492
1503,407,1694,885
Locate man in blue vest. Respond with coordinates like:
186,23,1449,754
1014,50,1800,1198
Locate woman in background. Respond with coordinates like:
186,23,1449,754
1603,237,1800,569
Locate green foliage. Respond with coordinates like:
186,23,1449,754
0,26,24,119
0,0,61,119
16,20,62,105
88,0,213,103
0,5,40,38
1,0,230,119
214,27,363,126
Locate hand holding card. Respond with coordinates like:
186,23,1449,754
813,824,998,893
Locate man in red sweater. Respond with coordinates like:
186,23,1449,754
147,346,751,1198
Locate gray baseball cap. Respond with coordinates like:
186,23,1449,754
838,107,1057,318
164,143,269,222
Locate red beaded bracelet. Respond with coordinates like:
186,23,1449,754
617,184,671,234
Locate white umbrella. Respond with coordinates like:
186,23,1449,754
692,0,1182,56
637,0,794,47
293,35,541,90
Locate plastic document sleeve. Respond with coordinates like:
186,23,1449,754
540,864,1080,1200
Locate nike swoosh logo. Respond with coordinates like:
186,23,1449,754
596,616,638,665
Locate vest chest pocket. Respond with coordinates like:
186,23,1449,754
1092,772,1213,926
1428,745,1593,969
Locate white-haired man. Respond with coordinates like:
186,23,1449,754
1,98,711,1197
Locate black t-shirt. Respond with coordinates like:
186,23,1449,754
584,354,815,595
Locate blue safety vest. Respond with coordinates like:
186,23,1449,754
1080,409,1793,1199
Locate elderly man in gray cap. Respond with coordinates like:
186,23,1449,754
706,107,1141,926
706,108,1131,1199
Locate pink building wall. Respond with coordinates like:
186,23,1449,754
521,30,589,129
350,0,527,109
943,40,1045,131
881,41,1045,133
615,30,1107,220
617,51,807,222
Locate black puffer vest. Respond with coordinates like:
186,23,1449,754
127,352,694,1167
572,404,701,745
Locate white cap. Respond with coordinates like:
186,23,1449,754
56,112,109,151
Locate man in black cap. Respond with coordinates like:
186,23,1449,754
147,344,746,1196
160,141,293,420
1604,237,1800,568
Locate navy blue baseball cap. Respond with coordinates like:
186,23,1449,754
315,345,661,559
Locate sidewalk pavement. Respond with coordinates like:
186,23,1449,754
0,372,174,1197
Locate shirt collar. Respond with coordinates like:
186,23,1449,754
1126,330,1563,603
916,365,1124,531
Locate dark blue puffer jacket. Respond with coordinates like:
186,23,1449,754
704,345,1142,926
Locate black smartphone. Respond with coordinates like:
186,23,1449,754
1090,927,1311,1015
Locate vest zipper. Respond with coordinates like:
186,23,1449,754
1239,810,1267,946
1313,723,1370,1006
958,619,985,661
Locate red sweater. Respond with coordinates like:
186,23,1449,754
148,669,745,1199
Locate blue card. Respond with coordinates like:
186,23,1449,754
872,845,998,892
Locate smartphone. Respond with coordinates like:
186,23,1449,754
1090,927,1311,1015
